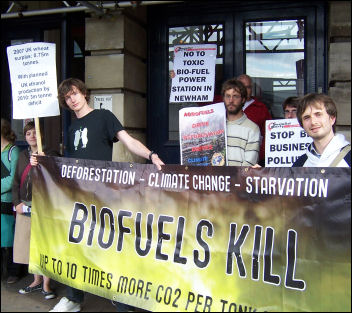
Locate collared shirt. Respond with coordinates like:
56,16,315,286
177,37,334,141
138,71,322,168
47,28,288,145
242,98,255,111
308,143,321,158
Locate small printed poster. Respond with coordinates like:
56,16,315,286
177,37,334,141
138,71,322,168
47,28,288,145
7,42,59,119
93,95,113,112
170,44,217,103
265,118,313,167
179,102,227,166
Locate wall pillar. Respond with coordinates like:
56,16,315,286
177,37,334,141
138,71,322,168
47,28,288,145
85,7,147,162
328,1,351,141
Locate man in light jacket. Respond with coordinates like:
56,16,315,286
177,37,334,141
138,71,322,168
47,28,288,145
292,93,350,167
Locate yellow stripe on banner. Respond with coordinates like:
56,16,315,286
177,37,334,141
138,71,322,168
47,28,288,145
29,156,351,312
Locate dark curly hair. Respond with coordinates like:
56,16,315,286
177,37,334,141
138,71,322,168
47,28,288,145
1,118,17,144
58,78,90,109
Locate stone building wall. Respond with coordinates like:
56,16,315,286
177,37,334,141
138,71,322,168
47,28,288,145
328,1,351,141
85,7,148,163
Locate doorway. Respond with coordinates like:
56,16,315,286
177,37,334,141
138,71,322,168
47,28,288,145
147,1,326,164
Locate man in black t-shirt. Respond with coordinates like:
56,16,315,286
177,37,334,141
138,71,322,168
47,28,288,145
68,108,123,161
59,78,164,168
31,78,164,312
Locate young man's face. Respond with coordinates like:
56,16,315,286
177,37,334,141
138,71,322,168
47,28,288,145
64,86,87,112
223,88,245,115
301,103,335,141
284,105,297,119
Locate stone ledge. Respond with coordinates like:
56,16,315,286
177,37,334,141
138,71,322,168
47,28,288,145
85,54,146,93
86,15,146,59
329,1,351,38
329,82,351,125
329,42,351,81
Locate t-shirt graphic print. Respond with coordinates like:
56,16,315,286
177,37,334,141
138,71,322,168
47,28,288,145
68,109,124,161
74,127,88,150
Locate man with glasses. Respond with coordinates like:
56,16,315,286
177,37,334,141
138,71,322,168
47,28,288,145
237,74,272,166
282,96,299,119
222,79,260,166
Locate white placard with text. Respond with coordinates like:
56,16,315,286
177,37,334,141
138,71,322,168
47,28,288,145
93,95,113,112
265,118,313,167
170,44,217,103
7,42,60,119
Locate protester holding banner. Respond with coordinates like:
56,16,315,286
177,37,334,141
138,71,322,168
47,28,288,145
222,79,260,166
30,77,164,312
237,74,272,166
282,96,300,119
293,93,351,167
12,121,57,300
1,118,22,284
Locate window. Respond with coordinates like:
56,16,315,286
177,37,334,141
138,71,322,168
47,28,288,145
245,19,305,118
73,40,83,58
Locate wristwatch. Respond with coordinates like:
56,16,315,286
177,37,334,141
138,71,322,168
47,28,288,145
22,204,31,213
149,151,157,161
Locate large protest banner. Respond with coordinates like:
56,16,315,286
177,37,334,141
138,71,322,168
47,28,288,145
30,156,350,312
179,103,227,166
170,44,217,103
7,42,60,119
265,119,313,167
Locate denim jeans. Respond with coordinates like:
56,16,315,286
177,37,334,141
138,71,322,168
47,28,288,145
66,286,84,303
